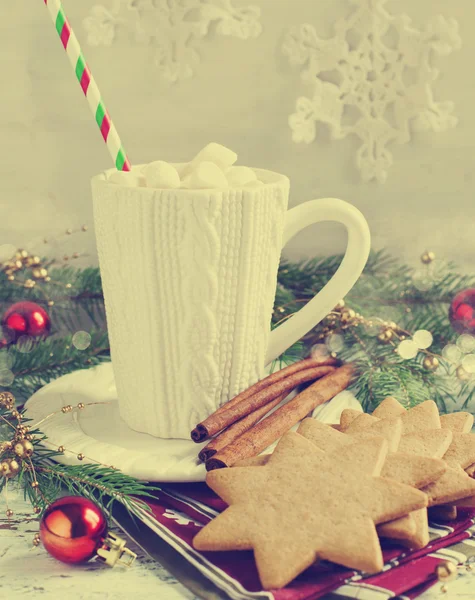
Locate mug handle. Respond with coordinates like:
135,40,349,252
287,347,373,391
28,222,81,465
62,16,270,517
265,198,371,366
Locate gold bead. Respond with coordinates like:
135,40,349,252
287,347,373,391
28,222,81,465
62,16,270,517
66,283,72,289
14,260,23,269
66,228,73,235
423,356,439,371
11,410,21,419
61,406,68,413
66,405,73,412
33,506,41,515
341,309,356,322
30,481,39,488
77,402,85,410
436,561,457,583
25,434,33,441
14,442,25,457
45,277,51,282
19,250,28,259
47,301,54,307
24,279,36,288
22,440,34,457
334,300,345,310
8,459,20,476
32,268,42,279
32,256,41,265
0,391,15,409
57,446,64,453
33,537,41,546
421,251,436,264
7,275,14,281
457,365,471,381
77,453,85,461
6,509,13,518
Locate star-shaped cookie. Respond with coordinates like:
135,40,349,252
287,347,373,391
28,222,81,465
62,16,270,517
297,418,447,549
194,434,428,589
344,399,475,506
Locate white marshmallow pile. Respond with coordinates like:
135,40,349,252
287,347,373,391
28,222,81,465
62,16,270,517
107,143,264,190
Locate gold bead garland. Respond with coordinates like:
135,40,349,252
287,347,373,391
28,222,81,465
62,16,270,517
0,392,114,519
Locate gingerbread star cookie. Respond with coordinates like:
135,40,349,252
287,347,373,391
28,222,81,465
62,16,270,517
194,434,428,589
297,418,446,549
347,398,475,506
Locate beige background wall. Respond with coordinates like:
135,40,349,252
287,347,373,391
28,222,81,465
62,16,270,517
2,0,474,269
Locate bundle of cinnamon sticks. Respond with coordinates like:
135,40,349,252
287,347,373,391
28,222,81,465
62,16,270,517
190,358,355,470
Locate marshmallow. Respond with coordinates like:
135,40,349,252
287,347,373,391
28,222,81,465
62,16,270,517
108,171,145,187
226,166,257,187
183,143,237,176
143,161,181,189
189,162,228,189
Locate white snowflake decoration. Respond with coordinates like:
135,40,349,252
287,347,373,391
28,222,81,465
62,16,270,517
84,0,262,83
282,0,461,183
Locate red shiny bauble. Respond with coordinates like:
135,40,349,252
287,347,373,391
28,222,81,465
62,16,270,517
1,301,51,343
449,289,475,334
40,496,107,564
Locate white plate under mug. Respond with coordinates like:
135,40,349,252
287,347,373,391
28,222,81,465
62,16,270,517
23,362,362,482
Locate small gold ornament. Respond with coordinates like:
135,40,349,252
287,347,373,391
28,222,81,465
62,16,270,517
45,276,51,282
57,446,65,453
6,509,13,518
436,561,457,583
77,453,85,461
66,283,72,289
334,300,345,311
24,279,36,289
33,536,41,547
14,442,25,457
47,300,54,307
340,309,356,323
66,228,73,235
11,410,21,420
5,459,20,478
23,440,34,457
7,274,14,281
378,329,394,343
421,251,436,264
33,506,41,515
457,366,471,381
423,356,439,371
77,402,85,410
0,391,15,409
1,461,10,476
31,481,39,489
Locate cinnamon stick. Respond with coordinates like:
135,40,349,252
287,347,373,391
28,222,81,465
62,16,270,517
198,393,287,462
192,365,335,443
205,364,354,470
191,357,337,443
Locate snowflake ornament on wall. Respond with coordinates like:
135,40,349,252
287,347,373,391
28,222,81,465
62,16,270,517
282,0,461,183
83,0,262,83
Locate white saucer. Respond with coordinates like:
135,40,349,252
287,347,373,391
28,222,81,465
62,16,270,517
24,362,361,482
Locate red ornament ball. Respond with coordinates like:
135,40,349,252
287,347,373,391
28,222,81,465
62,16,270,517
449,289,475,334
40,496,107,564
1,301,51,344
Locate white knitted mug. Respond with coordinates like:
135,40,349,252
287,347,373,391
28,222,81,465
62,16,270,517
92,166,370,439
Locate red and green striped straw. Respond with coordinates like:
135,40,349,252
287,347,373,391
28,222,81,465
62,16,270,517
43,0,131,171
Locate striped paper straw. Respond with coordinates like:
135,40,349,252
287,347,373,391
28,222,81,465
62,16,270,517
43,0,131,171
